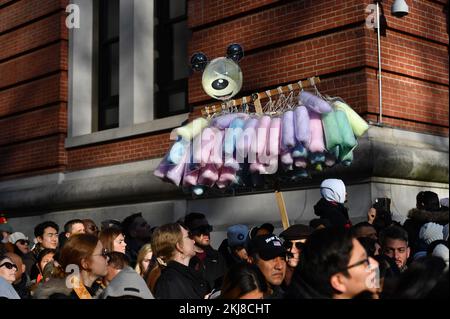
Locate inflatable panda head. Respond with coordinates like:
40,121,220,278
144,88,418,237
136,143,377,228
191,44,244,101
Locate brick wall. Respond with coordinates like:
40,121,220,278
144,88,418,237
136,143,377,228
0,0,448,179
0,0,68,180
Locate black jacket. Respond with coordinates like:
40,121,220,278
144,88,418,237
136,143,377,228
218,239,243,269
13,274,31,299
314,198,352,229
154,261,209,299
189,245,227,291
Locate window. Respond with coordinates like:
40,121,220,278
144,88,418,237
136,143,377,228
98,0,120,130
67,0,189,148
155,0,191,118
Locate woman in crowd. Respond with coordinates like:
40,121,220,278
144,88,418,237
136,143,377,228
0,254,20,299
99,227,127,254
135,244,153,277
33,234,109,299
146,222,209,299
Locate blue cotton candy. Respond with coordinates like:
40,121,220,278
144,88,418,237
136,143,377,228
168,141,187,164
291,143,308,158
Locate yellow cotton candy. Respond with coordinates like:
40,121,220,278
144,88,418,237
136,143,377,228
333,101,369,137
174,117,209,141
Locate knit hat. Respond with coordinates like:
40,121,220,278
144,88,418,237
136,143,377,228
101,267,154,299
443,224,449,241
440,197,449,208
320,179,346,204
419,222,444,245
227,224,249,248
279,224,313,241
432,244,449,266
8,232,28,245
0,215,13,234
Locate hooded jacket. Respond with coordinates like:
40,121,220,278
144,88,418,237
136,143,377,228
403,207,449,253
314,198,351,229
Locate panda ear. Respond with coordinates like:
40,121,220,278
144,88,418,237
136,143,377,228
226,43,244,62
190,52,208,72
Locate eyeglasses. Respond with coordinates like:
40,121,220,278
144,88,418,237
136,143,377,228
284,241,306,250
0,262,18,271
92,249,110,259
17,239,30,245
346,258,370,270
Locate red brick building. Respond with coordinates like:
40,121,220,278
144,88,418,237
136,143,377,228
0,0,448,243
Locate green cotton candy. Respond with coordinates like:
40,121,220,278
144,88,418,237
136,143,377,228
333,101,369,137
335,110,357,162
321,111,343,151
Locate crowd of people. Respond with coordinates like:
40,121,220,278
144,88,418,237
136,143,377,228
0,179,448,299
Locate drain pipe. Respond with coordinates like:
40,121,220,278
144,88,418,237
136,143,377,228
376,2,383,124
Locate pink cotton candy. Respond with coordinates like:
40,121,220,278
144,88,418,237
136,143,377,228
216,166,237,189
183,165,200,187
166,149,189,186
280,150,294,165
308,111,325,153
200,127,218,165
294,106,311,147
198,164,219,187
294,158,308,168
209,129,224,168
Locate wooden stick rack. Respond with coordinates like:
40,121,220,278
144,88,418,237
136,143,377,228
201,76,321,117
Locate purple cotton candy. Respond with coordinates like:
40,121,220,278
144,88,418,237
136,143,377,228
211,113,249,130
183,165,200,187
281,111,296,150
166,149,189,186
308,111,325,153
236,117,259,159
253,115,271,156
299,91,332,114
294,106,311,147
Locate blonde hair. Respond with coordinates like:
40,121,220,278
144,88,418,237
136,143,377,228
146,223,183,293
135,243,153,276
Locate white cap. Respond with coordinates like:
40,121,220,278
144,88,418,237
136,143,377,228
440,198,449,208
432,244,449,267
8,232,28,244
419,222,444,245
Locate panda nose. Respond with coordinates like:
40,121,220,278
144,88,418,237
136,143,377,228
212,79,229,90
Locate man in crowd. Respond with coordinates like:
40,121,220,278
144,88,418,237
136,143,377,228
33,221,59,257
286,228,379,299
184,212,227,291
121,213,152,266
279,224,313,287
218,224,250,268
248,234,287,299
379,225,410,272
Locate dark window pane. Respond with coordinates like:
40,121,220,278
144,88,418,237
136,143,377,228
103,106,119,128
170,0,185,19
172,21,189,80
109,42,119,96
107,0,120,40
169,91,186,113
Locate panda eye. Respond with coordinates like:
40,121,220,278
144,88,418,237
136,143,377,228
212,79,229,90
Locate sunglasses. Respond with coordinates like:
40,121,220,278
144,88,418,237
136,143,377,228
284,241,306,250
17,239,30,245
0,262,18,271
190,225,213,236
